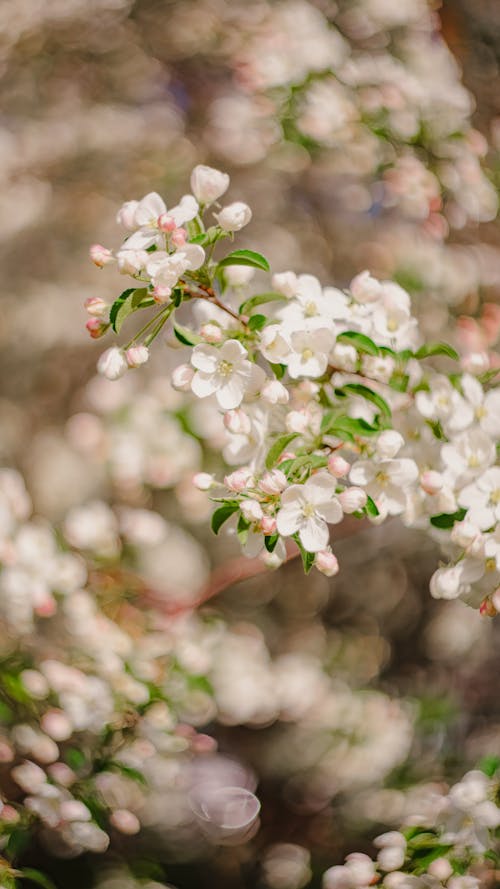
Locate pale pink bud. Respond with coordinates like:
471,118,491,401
339,487,367,513
271,271,297,298
491,587,500,612
97,347,128,380
0,740,13,763
84,297,107,317
437,486,458,514
41,710,72,742
47,762,75,787
116,200,139,230
224,468,251,492
172,363,194,391
428,858,453,881
171,227,187,247
191,733,218,754
190,164,230,204
153,285,172,304
60,800,91,822
377,847,405,872
286,410,309,434
224,409,251,435
215,201,252,232
461,351,490,374
260,470,287,495
420,470,444,495
193,472,214,491
1,805,19,823
240,500,263,522
261,516,277,535
315,550,339,577
376,430,404,458
328,455,350,478
157,213,176,233
480,597,497,617
21,670,49,699
34,597,57,618
350,270,382,303
110,809,141,835
201,323,223,344
261,379,289,405
86,318,107,339
126,345,149,368
89,244,114,267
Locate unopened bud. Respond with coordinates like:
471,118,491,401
201,323,223,344
116,200,139,230
153,285,172,304
350,270,382,303
97,347,128,380
110,809,141,835
171,227,187,247
157,213,176,233
240,500,263,522
86,318,108,339
328,455,350,478
461,351,490,375
172,363,194,391
224,468,252,492
315,550,339,577
84,297,108,317
427,859,453,881
41,709,72,742
224,409,251,435
420,470,443,495
215,201,252,232
272,271,298,298
190,165,230,205
261,379,289,405
261,516,277,534
376,430,404,458
286,410,309,434
260,470,287,495
126,345,149,368
339,487,367,513
89,244,114,267
193,472,214,491
480,596,497,617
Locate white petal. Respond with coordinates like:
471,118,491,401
217,377,245,410
299,515,329,552
191,371,219,398
276,503,302,537
349,461,374,486
134,192,166,226
179,243,205,270
316,498,343,525
170,194,199,226
221,339,248,362
191,344,219,372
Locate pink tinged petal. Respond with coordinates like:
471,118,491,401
299,515,329,552
276,503,303,537
316,498,343,525
191,344,219,372
191,371,220,399
221,339,248,362
134,192,166,226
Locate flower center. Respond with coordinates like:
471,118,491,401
490,488,500,505
468,454,480,468
376,471,389,485
486,558,497,572
302,503,316,518
387,317,399,332
218,360,233,377
475,406,487,419
301,348,314,361
304,301,318,317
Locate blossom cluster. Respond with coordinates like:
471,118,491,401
87,166,500,613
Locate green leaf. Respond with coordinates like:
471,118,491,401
110,288,148,333
190,226,220,246
336,330,379,356
293,535,315,574
269,362,286,380
211,504,239,534
264,534,279,553
173,324,203,346
429,508,467,529
478,755,500,777
265,433,298,469
415,342,459,361
247,314,267,331
237,514,250,545
19,870,58,889
239,292,286,315
64,747,86,771
280,454,328,477
389,372,410,392
336,383,391,419
324,415,381,438
365,495,379,517
218,249,270,273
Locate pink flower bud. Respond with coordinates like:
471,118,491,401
328,455,350,478
193,472,214,491
172,363,194,391
85,318,107,339
461,351,490,374
215,201,252,232
224,409,251,435
153,285,172,304
261,379,289,405
427,859,453,881
97,347,128,380
339,487,367,513
420,470,443,495
60,800,91,822
41,709,72,741
126,345,149,368
201,323,223,344
116,200,139,230
260,470,287,495
261,516,277,535
286,410,309,434
89,244,114,267
84,297,107,317
110,809,141,835
171,227,187,247
480,597,497,617
350,270,381,303
47,762,75,787
157,213,176,233
240,500,263,522
224,468,252,492
315,550,339,577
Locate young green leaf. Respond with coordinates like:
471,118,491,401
239,292,286,315
247,314,267,331
415,342,459,361
429,508,467,529
336,382,392,419
336,330,379,356
218,249,270,273
173,324,204,346
293,535,315,574
109,288,135,332
324,415,381,438
19,870,58,889
265,433,298,469
211,503,239,534
365,495,380,517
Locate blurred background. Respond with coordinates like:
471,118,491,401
0,1,500,887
